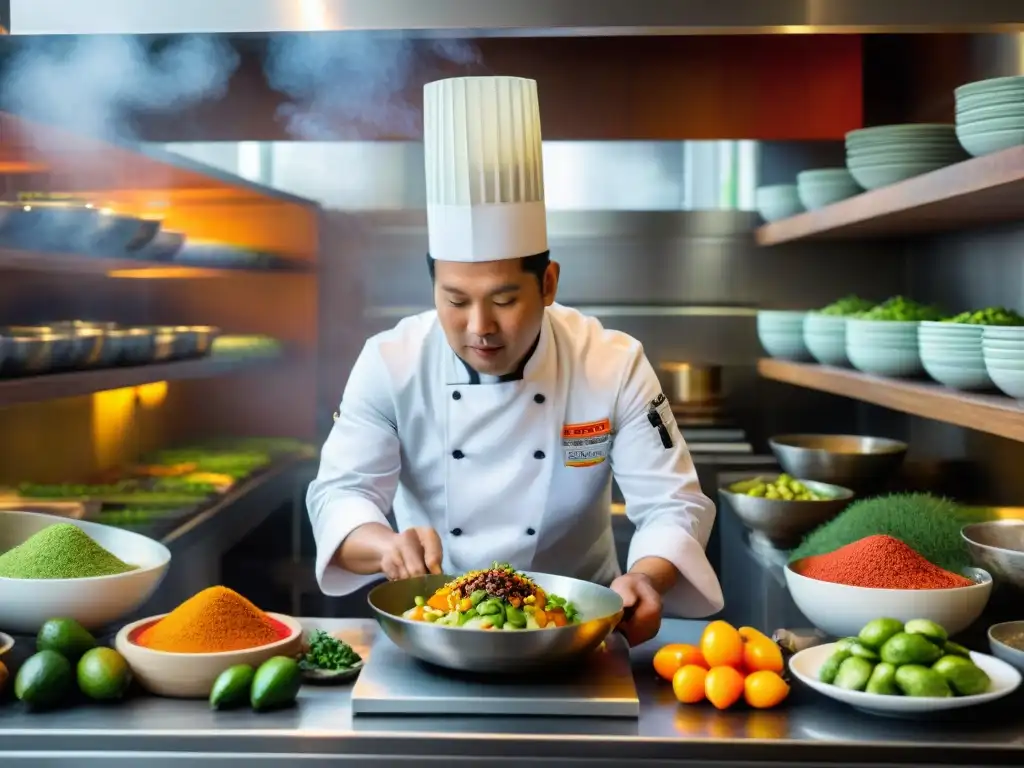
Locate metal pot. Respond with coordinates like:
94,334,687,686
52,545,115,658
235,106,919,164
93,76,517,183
659,362,723,405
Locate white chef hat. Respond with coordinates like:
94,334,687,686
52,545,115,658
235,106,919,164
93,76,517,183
423,76,548,263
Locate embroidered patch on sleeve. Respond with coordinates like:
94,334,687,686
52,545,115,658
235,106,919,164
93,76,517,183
562,418,612,467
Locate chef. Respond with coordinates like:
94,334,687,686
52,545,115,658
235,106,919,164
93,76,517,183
307,75,724,646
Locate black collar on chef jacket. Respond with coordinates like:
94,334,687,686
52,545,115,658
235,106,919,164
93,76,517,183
456,332,540,385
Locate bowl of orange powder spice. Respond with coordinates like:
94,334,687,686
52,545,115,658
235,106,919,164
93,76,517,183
114,585,302,698
784,534,993,639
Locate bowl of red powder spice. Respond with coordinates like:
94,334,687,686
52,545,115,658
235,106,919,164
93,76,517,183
114,585,302,698
784,534,993,639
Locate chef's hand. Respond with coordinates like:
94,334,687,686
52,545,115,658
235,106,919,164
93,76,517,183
380,526,444,580
609,572,662,647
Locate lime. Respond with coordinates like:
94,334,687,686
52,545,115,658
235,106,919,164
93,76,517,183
932,655,991,696
857,618,904,650
37,618,97,662
15,650,74,709
894,664,953,698
210,664,255,710
904,618,949,644
879,632,943,666
865,662,899,696
251,656,301,712
77,647,132,701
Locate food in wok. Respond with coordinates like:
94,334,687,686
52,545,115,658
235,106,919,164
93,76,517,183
402,562,580,630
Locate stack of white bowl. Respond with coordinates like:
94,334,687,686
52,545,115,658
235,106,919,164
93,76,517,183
757,311,811,361
955,75,1024,157
983,327,1024,398
755,184,804,222
918,321,992,391
844,124,968,191
803,313,849,366
846,319,923,377
795,169,862,210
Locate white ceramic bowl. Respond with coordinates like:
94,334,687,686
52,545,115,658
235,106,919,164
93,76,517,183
755,185,804,222
805,331,848,366
0,511,171,634
784,562,992,638
984,364,1024,398
988,621,1024,674
789,641,1021,719
983,326,1024,340
921,359,993,391
847,342,924,377
115,612,303,698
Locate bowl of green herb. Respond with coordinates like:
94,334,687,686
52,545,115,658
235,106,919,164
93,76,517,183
0,510,170,634
298,629,364,683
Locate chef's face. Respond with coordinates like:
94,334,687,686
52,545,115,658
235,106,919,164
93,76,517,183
433,257,559,375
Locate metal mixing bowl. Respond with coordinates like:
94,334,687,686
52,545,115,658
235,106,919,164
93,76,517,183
962,520,1024,592
768,434,908,494
368,571,624,673
719,474,855,549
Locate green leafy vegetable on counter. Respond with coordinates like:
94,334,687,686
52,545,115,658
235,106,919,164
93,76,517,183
145,449,272,479
852,296,945,322
943,307,1024,326
298,630,362,672
816,295,878,317
789,493,998,573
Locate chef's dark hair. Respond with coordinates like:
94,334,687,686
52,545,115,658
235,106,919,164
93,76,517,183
426,252,551,289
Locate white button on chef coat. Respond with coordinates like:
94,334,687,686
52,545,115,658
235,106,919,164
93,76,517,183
307,303,725,618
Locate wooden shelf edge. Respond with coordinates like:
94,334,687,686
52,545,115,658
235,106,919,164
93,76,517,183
757,358,1024,442
754,145,1024,246
0,354,283,409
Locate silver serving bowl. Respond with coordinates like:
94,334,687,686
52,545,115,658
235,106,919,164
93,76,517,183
367,571,624,673
768,434,908,494
962,520,1024,592
988,621,1024,673
719,474,854,548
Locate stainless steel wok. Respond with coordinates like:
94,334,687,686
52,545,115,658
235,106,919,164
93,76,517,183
367,571,625,673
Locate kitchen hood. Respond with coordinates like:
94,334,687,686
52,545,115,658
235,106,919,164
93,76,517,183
5,0,1024,36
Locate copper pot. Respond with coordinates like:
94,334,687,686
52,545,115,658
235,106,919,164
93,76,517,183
660,362,723,405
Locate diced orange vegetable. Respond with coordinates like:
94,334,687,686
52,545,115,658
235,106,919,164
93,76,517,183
548,608,568,627
534,609,548,628
509,596,522,608
409,606,426,622
458,597,473,612
427,594,449,611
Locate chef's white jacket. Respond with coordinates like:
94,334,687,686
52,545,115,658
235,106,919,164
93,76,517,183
307,303,724,617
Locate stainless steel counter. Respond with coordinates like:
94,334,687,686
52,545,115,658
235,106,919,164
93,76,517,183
2,618,1023,767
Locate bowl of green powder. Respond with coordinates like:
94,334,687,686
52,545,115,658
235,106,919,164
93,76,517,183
0,510,171,634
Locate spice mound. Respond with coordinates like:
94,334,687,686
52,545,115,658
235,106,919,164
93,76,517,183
0,523,137,579
794,534,975,590
137,586,282,653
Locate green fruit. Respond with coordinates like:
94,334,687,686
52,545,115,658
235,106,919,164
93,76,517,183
932,655,991,696
858,618,904,650
15,650,74,710
880,632,943,666
37,618,97,662
834,637,859,654
77,647,132,701
818,650,850,684
250,657,301,712
904,618,948,644
894,664,953,698
865,662,899,696
943,640,971,658
832,656,874,692
210,664,255,710
849,642,880,662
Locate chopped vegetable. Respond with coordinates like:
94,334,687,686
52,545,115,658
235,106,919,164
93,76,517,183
943,307,1024,326
853,296,945,322
298,630,362,672
816,295,877,317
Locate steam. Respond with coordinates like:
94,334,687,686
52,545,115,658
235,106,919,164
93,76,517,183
263,33,481,140
0,35,240,141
